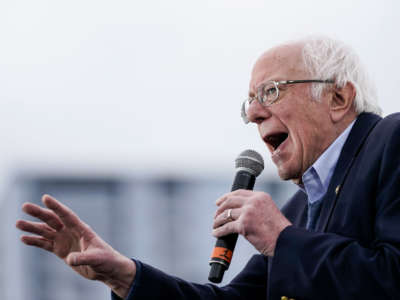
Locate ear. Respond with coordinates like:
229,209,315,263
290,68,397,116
329,81,356,123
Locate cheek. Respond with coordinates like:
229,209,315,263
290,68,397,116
284,128,308,175
288,134,304,165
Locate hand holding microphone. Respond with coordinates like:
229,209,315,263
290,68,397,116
208,149,264,283
209,149,291,283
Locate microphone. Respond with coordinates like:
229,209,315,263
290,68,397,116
208,149,264,283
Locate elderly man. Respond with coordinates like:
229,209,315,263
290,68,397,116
16,36,400,300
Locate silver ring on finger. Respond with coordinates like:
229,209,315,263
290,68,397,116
227,209,234,222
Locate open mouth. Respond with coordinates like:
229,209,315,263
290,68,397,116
265,132,289,151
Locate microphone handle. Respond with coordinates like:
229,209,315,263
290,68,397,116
208,170,256,283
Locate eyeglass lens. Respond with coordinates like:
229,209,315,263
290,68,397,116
258,82,279,105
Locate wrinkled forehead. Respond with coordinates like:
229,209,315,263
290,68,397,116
249,43,308,94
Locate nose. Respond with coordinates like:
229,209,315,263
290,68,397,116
246,99,272,124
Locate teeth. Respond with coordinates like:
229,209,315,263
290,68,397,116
272,147,281,155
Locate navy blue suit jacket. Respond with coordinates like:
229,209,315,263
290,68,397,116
114,112,400,300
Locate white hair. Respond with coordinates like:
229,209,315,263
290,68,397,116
300,36,382,116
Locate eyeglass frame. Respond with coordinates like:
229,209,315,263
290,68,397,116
241,79,335,124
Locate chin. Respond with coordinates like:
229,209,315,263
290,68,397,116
276,165,300,183
277,169,292,181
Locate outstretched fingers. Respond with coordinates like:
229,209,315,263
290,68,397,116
42,195,95,240
22,202,64,231
42,195,80,228
20,235,54,252
16,220,56,240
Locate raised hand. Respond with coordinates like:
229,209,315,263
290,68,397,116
16,194,135,299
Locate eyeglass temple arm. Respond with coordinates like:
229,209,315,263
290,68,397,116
280,79,335,84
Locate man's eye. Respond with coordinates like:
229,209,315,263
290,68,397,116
265,87,276,95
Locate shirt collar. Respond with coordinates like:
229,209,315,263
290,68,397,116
299,119,356,201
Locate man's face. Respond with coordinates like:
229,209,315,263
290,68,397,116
247,44,335,183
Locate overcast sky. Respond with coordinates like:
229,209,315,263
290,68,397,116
0,0,399,180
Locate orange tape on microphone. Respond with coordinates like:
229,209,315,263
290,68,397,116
211,247,233,264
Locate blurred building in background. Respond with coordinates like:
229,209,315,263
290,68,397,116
2,171,297,300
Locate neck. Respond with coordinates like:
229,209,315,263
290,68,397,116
293,112,358,186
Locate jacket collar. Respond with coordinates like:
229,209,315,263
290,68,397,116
315,112,382,231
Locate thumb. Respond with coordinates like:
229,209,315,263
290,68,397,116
67,251,99,267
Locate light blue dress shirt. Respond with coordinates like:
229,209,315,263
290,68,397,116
300,120,355,231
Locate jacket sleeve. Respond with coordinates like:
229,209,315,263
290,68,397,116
268,118,400,300
112,254,268,300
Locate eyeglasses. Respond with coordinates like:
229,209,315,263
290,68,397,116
241,79,334,124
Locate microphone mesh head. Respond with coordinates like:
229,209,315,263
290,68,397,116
235,149,264,177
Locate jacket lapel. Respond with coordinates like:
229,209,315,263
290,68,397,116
315,113,382,232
